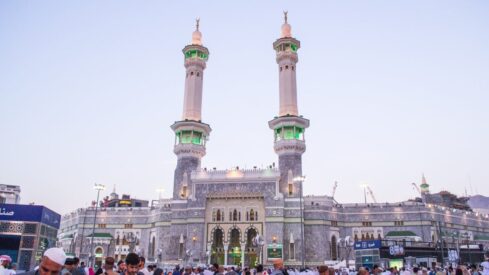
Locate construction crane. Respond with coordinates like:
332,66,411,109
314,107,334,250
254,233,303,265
331,181,338,199
366,186,378,203
412,182,421,195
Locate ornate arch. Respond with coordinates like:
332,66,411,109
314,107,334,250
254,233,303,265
244,225,259,237
209,225,224,243
227,225,242,243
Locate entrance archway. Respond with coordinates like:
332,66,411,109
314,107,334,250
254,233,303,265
94,246,104,268
245,227,258,267
210,227,224,265
228,228,241,265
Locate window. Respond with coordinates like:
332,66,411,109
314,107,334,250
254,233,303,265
124,224,133,229
98,224,106,228
394,221,404,226
289,243,295,260
196,72,200,77
285,65,289,70
250,209,255,221
362,222,372,227
288,183,293,196
331,235,337,260
331,221,338,227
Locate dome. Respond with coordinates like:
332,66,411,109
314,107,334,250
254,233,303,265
281,22,292,38
192,30,202,45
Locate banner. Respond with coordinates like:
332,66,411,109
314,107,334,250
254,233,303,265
0,204,61,229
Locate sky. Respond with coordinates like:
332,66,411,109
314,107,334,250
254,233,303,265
0,1,488,214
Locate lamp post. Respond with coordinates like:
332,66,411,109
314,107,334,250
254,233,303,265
89,183,105,267
293,175,306,269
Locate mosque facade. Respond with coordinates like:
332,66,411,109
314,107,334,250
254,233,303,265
58,16,489,268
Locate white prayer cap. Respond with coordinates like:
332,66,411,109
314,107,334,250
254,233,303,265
43,247,67,266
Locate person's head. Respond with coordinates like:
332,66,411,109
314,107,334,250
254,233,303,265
154,268,164,275
10,263,17,270
104,257,115,271
138,257,145,270
212,263,219,272
357,268,369,275
73,258,80,267
256,264,264,273
218,266,225,274
118,260,126,271
273,259,284,270
318,266,328,275
184,265,192,274
65,258,76,272
80,261,86,268
328,268,335,275
125,253,141,275
39,248,67,275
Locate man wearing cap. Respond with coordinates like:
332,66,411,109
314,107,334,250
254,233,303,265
20,247,66,275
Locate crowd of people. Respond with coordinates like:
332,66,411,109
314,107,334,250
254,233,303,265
1,249,488,275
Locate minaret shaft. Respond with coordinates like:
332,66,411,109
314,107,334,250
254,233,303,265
269,13,309,198
171,22,211,200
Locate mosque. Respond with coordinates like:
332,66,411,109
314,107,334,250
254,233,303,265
58,15,489,269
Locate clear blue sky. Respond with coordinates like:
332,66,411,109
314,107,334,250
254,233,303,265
1,1,488,214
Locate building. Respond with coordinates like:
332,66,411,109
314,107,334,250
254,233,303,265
0,184,21,204
0,203,61,271
58,15,489,268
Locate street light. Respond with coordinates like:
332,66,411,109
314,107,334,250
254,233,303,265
89,183,105,267
293,175,306,269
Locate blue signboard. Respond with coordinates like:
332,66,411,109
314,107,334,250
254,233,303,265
354,240,382,250
0,204,61,229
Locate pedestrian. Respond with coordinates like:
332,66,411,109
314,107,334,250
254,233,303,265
122,253,142,275
62,258,76,275
117,261,127,274
103,257,117,275
271,259,285,275
139,258,149,275
20,247,67,275
0,255,13,275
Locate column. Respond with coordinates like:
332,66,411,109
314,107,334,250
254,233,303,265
207,244,211,265
224,244,229,266
240,243,246,269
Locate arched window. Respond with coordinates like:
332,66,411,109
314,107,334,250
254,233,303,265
256,211,258,220
331,235,338,260
190,71,194,76
285,65,289,70
246,211,249,221
197,72,200,77
233,209,238,221
216,209,221,221
250,209,255,221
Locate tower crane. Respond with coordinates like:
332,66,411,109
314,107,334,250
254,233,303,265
412,182,421,195
331,181,338,199
366,186,378,203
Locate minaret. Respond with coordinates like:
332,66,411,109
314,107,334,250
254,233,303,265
420,174,430,194
170,19,211,199
268,12,310,197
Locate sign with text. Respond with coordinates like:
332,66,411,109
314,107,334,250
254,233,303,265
0,204,61,229
267,244,283,259
389,245,405,256
354,240,382,250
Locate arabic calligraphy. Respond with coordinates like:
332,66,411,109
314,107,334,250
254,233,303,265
0,208,15,216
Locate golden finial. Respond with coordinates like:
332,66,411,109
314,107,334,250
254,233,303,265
196,18,200,31
284,11,288,24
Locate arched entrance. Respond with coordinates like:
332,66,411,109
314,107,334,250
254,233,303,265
210,227,224,265
94,246,104,268
228,228,241,265
245,227,258,267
